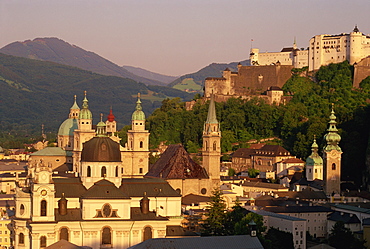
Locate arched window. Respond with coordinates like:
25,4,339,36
101,166,107,177
205,141,208,149
40,236,47,247
60,227,69,241
41,200,47,216
102,227,111,245
115,166,118,177
140,141,143,148
20,204,25,215
143,226,152,241
332,163,336,170
213,141,217,151
19,233,24,245
87,166,91,177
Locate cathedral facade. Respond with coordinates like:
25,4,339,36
13,93,183,249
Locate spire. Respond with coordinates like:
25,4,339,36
78,91,92,120
71,95,79,110
132,93,145,121
96,113,107,137
324,104,341,152
311,135,318,153
293,36,297,49
69,95,80,119
206,93,218,124
107,107,115,122
82,91,89,109
353,25,359,32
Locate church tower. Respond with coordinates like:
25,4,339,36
73,91,96,172
306,135,323,181
57,95,79,151
202,93,221,184
106,107,117,136
125,94,150,176
323,104,342,195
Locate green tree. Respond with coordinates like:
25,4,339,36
328,221,366,249
201,189,227,236
264,227,294,249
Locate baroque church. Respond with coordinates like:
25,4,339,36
13,92,221,249
304,105,342,197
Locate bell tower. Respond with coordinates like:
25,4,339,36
126,94,150,176
73,91,96,172
306,135,323,181
202,93,221,184
323,104,342,195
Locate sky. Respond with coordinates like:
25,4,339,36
1,0,370,76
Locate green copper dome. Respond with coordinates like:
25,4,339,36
132,94,145,121
58,118,79,136
324,105,341,152
96,113,107,137
79,92,92,120
306,136,323,166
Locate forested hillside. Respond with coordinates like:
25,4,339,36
120,61,370,186
0,53,193,137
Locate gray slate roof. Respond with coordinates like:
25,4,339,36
81,179,130,199
128,235,264,249
121,178,181,197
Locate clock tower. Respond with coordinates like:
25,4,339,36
323,105,342,195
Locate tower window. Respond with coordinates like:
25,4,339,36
87,166,91,177
140,141,143,148
40,236,47,248
115,166,118,177
102,227,112,245
101,166,107,177
139,168,143,174
19,233,24,245
41,200,47,216
20,204,25,215
60,227,69,241
332,163,336,170
213,142,217,151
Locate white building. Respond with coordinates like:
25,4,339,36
253,210,307,249
250,26,370,72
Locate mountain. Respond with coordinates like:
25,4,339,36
168,60,250,92
0,38,168,86
122,65,177,84
0,53,193,135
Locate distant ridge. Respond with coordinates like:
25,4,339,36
123,65,177,84
0,38,168,86
169,60,250,88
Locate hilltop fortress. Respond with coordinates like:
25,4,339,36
203,26,370,104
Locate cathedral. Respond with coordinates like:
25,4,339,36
13,92,222,249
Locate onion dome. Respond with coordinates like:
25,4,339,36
79,91,92,120
324,104,342,152
132,93,145,121
81,137,121,162
306,135,323,166
96,113,107,137
107,107,115,122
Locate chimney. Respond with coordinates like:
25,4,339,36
140,192,150,214
58,193,68,216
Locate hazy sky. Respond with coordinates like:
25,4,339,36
1,0,369,76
